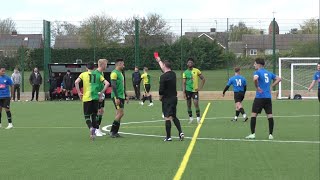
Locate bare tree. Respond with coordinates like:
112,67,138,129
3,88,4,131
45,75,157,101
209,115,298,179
0,18,16,34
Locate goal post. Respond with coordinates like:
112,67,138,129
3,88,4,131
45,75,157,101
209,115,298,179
278,57,320,99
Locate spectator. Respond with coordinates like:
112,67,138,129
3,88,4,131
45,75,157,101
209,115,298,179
29,67,42,101
11,68,21,101
63,70,74,100
132,66,141,100
48,73,58,100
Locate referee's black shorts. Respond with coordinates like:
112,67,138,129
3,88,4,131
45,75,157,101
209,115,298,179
83,100,99,116
144,84,151,93
252,98,272,114
234,92,245,103
162,96,177,118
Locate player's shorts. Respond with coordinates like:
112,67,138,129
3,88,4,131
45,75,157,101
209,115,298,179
185,91,199,100
83,100,99,115
98,100,105,109
65,85,73,91
0,98,10,109
143,84,151,93
112,97,125,109
252,98,272,114
162,96,177,118
234,92,245,103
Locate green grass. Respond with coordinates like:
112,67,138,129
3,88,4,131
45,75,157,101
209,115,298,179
0,99,319,179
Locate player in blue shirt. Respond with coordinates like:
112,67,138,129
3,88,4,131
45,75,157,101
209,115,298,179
246,58,281,140
223,67,248,122
307,62,320,102
0,66,14,129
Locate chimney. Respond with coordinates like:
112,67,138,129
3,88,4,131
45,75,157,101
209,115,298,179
11,30,17,36
260,30,264,35
209,28,216,35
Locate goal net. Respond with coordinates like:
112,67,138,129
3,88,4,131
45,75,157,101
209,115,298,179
278,57,320,99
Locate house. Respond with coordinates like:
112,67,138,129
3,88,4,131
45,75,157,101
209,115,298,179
184,29,227,49
0,33,43,57
230,34,318,56
54,35,88,49
124,34,173,47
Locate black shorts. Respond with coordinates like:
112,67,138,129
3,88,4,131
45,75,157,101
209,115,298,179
112,98,125,109
83,100,99,116
162,96,177,118
252,98,272,114
185,91,199,100
0,98,10,109
98,100,105,109
65,85,73,91
234,92,245,103
144,84,151,93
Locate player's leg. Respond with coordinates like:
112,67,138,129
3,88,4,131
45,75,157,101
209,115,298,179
140,85,147,105
146,85,153,106
162,99,172,141
186,91,193,123
246,98,262,139
83,102,94,140
0,105,2,128
3,98,13,129
171,97,184,141
264,99,274,139
238,94,248,121
318,89,320,102
96,101,106,136
110,99,124,137
193,92,201,124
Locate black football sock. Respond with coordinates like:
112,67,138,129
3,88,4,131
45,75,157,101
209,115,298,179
172,117,182,134
142,95,146,103
0,112,2,124
268,118,274,135
114,121,121,134
250,117,256,134
149,95,153,103
196,109,200,118
188,108,192,117
239,108,245,115
85,115,92,129
235,111,240,118
6,111,12,123
165,120,171,138
97,115,103,129
110,120,120,134
91,114,98,129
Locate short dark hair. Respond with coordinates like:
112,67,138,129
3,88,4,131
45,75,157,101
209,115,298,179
116,58,124,63
255,58,265,66
87,62,95,70
234,67,241,72
163,60,171,69
318,62,320,65
67,70,71,72
187,58,194,62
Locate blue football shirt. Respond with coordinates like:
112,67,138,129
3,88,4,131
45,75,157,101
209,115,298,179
313,71,320,89
227,75,247,92
0,75,13,98
253,68,276,98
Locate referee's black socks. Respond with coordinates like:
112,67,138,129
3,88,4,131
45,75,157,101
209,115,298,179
268,118,274,135
165,120,171,138
250,117,256,134
173,117,182,134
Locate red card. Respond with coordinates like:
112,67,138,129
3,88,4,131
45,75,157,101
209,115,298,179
154,52,159,59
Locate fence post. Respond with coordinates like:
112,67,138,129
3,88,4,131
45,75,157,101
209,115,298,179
93,21,96,61
135,19,140,67
43,20,51,97
318,18,320,57
20,45,25,92
272,18,276,91
180,18,183,91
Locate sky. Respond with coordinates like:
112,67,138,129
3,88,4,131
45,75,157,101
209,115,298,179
1,0,319,34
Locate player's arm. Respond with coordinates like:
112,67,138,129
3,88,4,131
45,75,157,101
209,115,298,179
182,73,187,99
271,76,281,89
74,77,82,99
222,85,230,97
155,56,165,72
253,74,262,93
308,80,316,91
244,85,247,94
198,74,206,91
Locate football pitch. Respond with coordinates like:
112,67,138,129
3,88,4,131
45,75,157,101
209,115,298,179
0,100,319,180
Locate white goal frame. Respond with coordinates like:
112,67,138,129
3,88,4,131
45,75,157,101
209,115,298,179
290,63,318,99
278,57,320,99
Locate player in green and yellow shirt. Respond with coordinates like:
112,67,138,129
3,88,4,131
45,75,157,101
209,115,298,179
182,58,206,124
109,58,127,138
75,62,109,140
139,67,153,106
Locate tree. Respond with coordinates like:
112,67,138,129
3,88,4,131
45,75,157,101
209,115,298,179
80,14,121,47
300,18,319,34
121,13,173,47
229,22,260,41
52,21,79,36
0,18,16,34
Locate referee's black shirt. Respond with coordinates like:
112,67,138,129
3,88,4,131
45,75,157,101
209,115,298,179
159,71,177,98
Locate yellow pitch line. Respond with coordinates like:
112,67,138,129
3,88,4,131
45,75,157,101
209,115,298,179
173,102,211,180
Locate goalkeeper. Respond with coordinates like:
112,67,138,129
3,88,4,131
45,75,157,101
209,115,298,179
307,62,320,102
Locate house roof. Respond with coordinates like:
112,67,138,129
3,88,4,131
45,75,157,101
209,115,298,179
54,35,88,49
242,34,318,50
228,42,244,54
184,31,228,48
0,34,43,49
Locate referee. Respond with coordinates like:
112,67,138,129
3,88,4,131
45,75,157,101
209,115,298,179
155,55,184,141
